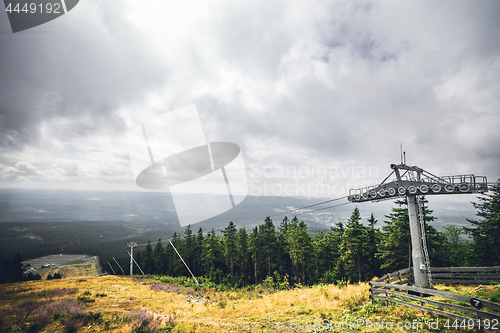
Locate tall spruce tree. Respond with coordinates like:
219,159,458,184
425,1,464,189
379,199,411,272
195,228,204,276
339,207,368,282
331,221,346,281
142,241,154,274
286,221,312,284
366,213,382,279
171,232,182,276
248,226,260,284
153,239,164,274
379,197,442,272
313,231,339,283
236,227,249,283
183,225,194,275
223,221,237,284
465,181,500,266
259,217,277,277
277,216,293,278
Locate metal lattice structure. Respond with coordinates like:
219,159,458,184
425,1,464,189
417,196,432,285
348,163,488,288
348,163,488,203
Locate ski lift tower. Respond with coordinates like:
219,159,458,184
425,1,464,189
127,242,137,276
348,163,488,288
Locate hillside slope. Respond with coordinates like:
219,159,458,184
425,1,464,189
0,276,487,332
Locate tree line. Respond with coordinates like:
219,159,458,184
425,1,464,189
135,183,500,286
1,182,497,285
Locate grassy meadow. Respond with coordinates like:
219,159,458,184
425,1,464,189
2,274,500,332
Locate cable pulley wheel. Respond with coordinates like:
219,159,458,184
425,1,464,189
444,184,455,193
419,184,429,193
431,184,441,193
408,185,417,194
459,183,470,192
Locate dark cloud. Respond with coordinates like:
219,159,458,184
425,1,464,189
0,0,498,190
0,0,168,151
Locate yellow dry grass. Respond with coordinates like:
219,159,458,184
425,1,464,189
0,275,454,333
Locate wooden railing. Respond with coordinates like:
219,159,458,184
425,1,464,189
432,266,500,285
376,267,413,285
370,267,500,324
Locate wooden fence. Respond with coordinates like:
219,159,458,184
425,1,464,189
374,266,500,286
375,267,414,285
432,266,500,285
370,267,500,324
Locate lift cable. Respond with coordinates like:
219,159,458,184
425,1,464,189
131,195,352,246
240,195,350,225
169,239,201,299
126,251,145,275
291,201,352,216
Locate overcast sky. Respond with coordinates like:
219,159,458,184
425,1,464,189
0,0,499,201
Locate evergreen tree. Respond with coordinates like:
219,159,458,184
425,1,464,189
465,181,500,266
195,228,204,276
313,231,334,283
330,221,346,282
153,239,164,275
248,227,260,284
223,221,237,284
339,207,368,282
160,242,170,276
142,241,154,274
277,216,293,278
287,221,312,284
183,226,194,275
443,225,469,266
236,227,249,283
25,272,42,281
259,217,277,277
202,229,224,282
378,199,411,272
279,216,290,233
379,197,442,272
331,221,344,234
171,232,183,276
366,213,382,278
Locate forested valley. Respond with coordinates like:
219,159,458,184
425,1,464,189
133,183,500,287
1,183,498,286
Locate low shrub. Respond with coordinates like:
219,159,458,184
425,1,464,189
77,296,94,303
126,309,176,333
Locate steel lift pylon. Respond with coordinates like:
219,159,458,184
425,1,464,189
348,163,488,288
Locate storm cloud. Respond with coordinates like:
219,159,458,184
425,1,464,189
0,0,499,194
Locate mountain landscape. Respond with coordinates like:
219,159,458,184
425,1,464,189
0,188,478,266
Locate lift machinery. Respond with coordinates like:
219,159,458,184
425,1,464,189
348,163,488,288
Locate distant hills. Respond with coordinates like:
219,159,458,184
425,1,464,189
0,188,479,264
0,188,478,229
